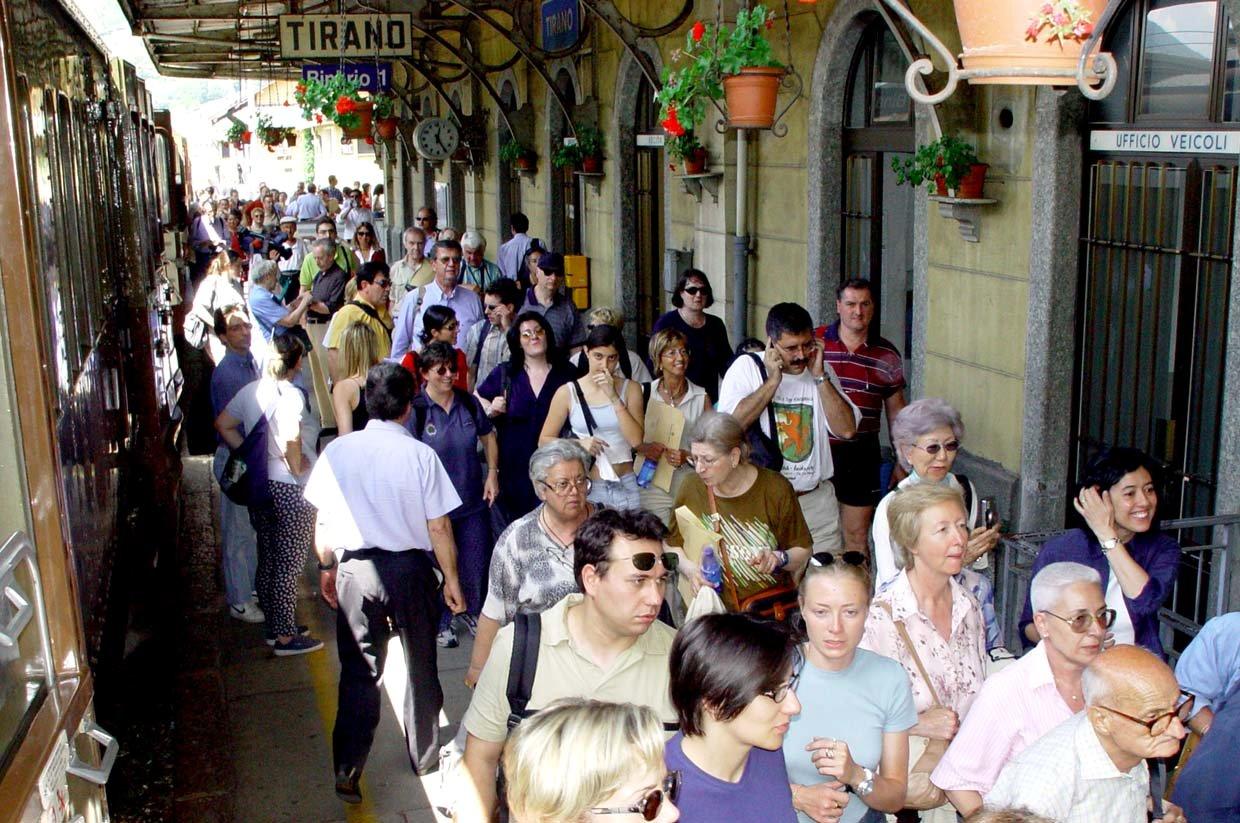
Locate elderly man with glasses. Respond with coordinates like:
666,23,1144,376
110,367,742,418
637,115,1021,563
459,230,504,293
390,239,483,361
933,562,1113,817
985,645,1190,823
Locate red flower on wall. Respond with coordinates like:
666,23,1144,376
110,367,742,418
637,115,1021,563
691,21,705,42
661,105,686,137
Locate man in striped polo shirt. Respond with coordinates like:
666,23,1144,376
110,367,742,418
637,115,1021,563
818,278,907,557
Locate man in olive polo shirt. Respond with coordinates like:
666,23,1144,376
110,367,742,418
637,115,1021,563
456,508,677,822
325,262,394,380
299,217,355,293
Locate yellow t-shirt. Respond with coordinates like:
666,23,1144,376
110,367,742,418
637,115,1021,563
323,295,394,360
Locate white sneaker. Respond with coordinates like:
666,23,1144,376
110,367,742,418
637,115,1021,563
229,602,265,623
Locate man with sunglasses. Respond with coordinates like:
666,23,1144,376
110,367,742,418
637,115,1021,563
464,278,519,390
987,645,1189,823
718,302,860,554
324,262,395,379
391,239,483,362
933,562,1111,817
457,508,679,823
416,206,440,255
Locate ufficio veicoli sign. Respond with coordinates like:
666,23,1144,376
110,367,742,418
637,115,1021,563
279,14,413,58
1090,130,1239,156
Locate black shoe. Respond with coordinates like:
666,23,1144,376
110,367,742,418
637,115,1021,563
335,767,362,804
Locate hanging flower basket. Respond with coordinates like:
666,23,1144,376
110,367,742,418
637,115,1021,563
285,130,297,147
375,117,399,140
722,67,784,128
340,101,374,139
954,0,1107,84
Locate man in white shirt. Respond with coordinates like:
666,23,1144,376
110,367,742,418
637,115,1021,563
986,645,1189,823
717,302,860,552
496,211,531,282
390,239,482,357
304,362,466,804
291,182,327,222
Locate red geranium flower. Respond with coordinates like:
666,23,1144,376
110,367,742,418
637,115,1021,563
765,17,774,29
314,114,324,124
295,83,306,93
335,95,356,115
691,21,705,42
364,136,375,145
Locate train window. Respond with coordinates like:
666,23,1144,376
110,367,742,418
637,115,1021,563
44,90,81,377
70,103,101,339
155,133,173,226
55,93,90,356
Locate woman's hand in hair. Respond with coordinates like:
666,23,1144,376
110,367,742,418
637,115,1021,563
1074,485,1118,542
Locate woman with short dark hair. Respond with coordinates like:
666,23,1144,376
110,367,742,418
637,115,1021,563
401,304,467,391
653,269,733,402
666,612,799,822
1019,446,1181,659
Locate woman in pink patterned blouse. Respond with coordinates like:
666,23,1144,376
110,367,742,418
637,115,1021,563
860,483,986,819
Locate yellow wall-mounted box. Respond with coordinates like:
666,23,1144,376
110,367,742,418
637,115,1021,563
571,287,590,309
564,254,590,289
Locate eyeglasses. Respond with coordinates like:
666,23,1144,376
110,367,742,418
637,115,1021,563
415,216,432,222
442,322,460,332
911,440,960,456
373,280,391,289
687,451,724,468
539,477,591,495
356,231,372,237
774,339,815,356
1041,607,1116,633
428,364,459,376
661,348,689,359
437,256,462,265
483,303,503,313
761,669,801,703
1099,691,1195,737
682,285,708,296
591,772,680,820
520,328,546,340
809,551,869,568
618,552,680,572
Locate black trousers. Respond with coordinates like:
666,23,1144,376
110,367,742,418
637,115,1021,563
333,549,443,777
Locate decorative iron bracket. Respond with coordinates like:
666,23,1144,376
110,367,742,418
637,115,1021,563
579,0,695,89
711,68,803,138
873,0,1120,104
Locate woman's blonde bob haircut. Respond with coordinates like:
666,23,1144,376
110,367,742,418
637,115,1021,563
887,483,967,571
648,328,689,378
502,699,665,823
338,322,380,380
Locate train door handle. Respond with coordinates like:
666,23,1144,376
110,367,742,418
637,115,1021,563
66,721,120,785
0,571,33,648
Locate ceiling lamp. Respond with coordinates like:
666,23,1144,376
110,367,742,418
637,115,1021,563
876,0,1119,104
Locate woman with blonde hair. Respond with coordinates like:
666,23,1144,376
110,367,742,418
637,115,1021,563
331,323,381,435
502,699,680,823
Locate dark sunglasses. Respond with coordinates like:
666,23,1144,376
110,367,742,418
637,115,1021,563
682,285,708,296
1041,606,1116,633
809,551,869,568
428,364,459,376
620,551,679,572
592,771,680,820
912,440,960,456
356,231,372,237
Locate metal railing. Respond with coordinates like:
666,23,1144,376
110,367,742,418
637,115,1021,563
995,515,1237,662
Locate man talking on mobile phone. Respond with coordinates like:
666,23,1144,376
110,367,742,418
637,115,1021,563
717,302,860,554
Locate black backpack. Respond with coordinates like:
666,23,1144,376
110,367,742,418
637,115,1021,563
743,353,784,471
411,388,486,439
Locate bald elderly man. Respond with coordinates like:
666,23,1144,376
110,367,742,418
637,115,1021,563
986,645,1190,823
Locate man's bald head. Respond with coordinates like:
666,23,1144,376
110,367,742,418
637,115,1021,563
1083,645,1177,709
1084,645,1186,765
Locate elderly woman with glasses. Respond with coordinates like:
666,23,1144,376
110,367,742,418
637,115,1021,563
503,699,681,823
665,412,812,589
860,483,986,819
653,270,733,403
665,613,800,822
784,552,916,823
464,439,598,687
1019,446,1181,660
637,329,713,525
476,311,577,521
872,398,1004,652
933,562,1111,817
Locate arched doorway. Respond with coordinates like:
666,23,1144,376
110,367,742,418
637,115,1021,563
840,16,915,369
548,67,582,254
634,74,664,344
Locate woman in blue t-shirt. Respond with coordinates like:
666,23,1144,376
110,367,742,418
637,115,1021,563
784,553,917,823
666,613,800,823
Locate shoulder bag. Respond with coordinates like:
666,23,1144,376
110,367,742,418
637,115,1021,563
876,600,950,812
743,353,784,472
220,393,280,508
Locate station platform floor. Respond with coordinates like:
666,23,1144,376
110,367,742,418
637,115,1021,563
171,454,470,823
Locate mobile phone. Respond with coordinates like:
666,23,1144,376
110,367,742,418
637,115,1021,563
980,496,999,529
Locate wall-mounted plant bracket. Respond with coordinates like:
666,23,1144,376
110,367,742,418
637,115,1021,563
711,68,804,138
679,173,723,203
929,195,998,243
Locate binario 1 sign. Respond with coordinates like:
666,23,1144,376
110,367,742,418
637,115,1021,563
279,14,413,58
1090,130,1240,156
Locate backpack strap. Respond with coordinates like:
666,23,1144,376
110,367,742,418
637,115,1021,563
955,473,975,525
506,612,542,729
746,353,780,442
472,319,492,368
642,381,651,407
570,380,598,436
413,397,429,440
346,299,393,340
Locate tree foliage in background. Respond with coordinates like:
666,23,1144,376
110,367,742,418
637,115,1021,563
303,128,315,181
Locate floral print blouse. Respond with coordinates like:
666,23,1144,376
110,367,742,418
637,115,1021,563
860,570,987,716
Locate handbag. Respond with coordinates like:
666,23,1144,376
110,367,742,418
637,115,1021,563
742,353,784,472
705,485,800,621
876,601,949,811
220,395,277,508
184,275,220,349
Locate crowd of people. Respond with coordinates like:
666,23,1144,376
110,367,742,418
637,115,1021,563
185,178,1235,823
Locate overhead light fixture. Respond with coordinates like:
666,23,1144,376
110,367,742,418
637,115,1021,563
875,0,1119,104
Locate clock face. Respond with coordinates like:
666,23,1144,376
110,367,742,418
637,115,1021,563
415,117,461,161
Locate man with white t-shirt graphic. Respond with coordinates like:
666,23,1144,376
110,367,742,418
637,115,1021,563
718,302,860,553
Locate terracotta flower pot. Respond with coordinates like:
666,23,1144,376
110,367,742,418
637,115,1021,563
953,0,1108,85
285,132,297,147
684,147,708,175
342,101,374,139
376,117,399,140
934,174,949,197
515,154,536,171
722,66,785,129
956,163,989,198
582,155,602,173
240,130,252,143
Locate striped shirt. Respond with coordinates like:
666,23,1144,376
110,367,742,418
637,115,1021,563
817,322,905,439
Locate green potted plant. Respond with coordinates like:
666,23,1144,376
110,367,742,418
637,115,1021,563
500,138,536,170
256,114,285,148
294,73,373,138
553,125,605,172
373,93,399,140
284,128,298,147
667,131,708,174
891,135,988,198
655,6,785,135
552,141,582,171
225,119,250,148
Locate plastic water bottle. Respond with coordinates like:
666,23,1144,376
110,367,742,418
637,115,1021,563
635,457,658,488
700,547,723,593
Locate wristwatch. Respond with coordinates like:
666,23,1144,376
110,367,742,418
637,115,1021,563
774,549,790,569
1099,536,1120,552
317,555,338,571
813,373,827,386
854,766,875,797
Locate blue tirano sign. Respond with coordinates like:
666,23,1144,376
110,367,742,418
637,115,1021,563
301,62,392,93
541,0,579,51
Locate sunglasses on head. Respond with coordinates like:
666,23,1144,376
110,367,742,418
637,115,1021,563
912,440,960,456
682,285,708,296
809,551,869,568
620,552,679,572
592,771,681,820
